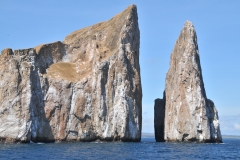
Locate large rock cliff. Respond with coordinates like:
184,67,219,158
155,21,222,143
0,5,142,143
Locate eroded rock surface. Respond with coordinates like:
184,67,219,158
0,5,142,143
155,21,222,143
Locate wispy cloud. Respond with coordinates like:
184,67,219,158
142,117,154,133
220,114,240,135
234,123,240,130
142,103,155,133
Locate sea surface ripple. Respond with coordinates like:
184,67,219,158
0,136,239,159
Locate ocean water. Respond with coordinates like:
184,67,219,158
0,136,239,160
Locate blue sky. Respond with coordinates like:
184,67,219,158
0,0,239,135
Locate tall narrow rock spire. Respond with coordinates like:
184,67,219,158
155,21,222,143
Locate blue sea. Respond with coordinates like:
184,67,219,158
0,135,239,159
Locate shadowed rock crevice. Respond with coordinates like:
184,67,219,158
29,51,55,143
154,92,165,142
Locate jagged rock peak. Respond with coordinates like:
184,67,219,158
64,4,138,45
0,5,142,143
184,20,194,28
1,48,13,57
155,21,222,143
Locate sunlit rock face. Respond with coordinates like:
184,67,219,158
155,21,222,143
0,5,142,143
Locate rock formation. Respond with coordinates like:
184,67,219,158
154,97,165,142
0,5,142,143
155,21,222,143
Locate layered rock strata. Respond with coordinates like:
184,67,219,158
155,21,222,143
0,5,142,143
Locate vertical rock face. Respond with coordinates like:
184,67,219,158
154,97,165,142
155,21,222,143
0,5,142,143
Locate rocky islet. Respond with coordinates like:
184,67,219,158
0,5,142,143
154,21,222,143
0,5,222,144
